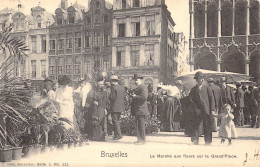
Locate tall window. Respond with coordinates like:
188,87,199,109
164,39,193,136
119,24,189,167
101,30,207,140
31,36,36,53
221,1,233,36
58,39,64,50
145,44,154,65
235,0,247,35
49,57,56,75
66,33,72,49
250,1,260,34
85,32,91,47
103,56,110,71
66,57,73,74
41,35,46,53
131,45,140,66
103,14,109,23
75,56,81,75
133,0,140,7
69,13,75,24
57,15,62,25
58,58,64,74
116,46,125,67
94,31,101,47
131,17,140,36
75,32,81,48
86,16,91,23
94,59,100,68
104,30,110,46
31,60,36,78
122,0,126,9
118,23,125,37
146,15,155,35
50,40,56,50
36,15,42,28
85,60,91,74
194,3,205,38
41,60,46,77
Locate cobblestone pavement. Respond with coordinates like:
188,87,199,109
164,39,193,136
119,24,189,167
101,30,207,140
1,126,260,167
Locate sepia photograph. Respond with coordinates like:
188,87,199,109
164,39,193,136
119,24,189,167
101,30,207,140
0,0,259,166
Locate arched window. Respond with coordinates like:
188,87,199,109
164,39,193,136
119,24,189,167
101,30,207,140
57,15,62,25
207,2,218,37
250,0,259,34
194,3,205,38
36,15,42,28
221,1,233,36
69,13,75,24
235,0,247,35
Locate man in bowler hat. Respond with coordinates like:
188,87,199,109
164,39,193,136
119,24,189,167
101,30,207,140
109,75,125,140
131,74,149,144
189,71,215,145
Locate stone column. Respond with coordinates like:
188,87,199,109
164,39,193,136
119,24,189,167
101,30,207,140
204,0,207,38
139,44,145,66
189,0,194,72
113,18,117,37
125,45,131,67
112,46,117,67
245,59,250,75
245,0,250,76
217,60,221,72
232,0,235,36
217,0,222,70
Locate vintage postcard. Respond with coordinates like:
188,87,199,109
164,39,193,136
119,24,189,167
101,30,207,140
0,0,259,167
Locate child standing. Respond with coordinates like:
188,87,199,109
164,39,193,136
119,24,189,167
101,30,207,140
216,104,238,145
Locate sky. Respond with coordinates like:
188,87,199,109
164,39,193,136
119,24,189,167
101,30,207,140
0,0,189,43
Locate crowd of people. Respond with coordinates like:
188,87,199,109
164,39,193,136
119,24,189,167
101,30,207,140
34,71,260,146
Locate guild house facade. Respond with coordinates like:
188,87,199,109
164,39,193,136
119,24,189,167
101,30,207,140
189,0,260,82
0,3,54,88
112,0,178,91
48,0,112,82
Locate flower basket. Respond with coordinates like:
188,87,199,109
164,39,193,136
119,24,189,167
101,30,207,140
0,147,13,162
74,141,79,147
63,143,68,150
12,147,23,160
22,145,33,158
68,142,73,148
49,145,56,151
57,143,64,150
41,146,50,154
32,144,42,155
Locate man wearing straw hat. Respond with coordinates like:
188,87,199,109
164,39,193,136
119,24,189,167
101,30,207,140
131,74,149,144
109,75,125,140
189,71,215,145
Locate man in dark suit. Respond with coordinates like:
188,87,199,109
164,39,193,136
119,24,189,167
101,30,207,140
207,78,221,132
219,77,236,108
109,75,125,140
235,82,245,126
131,74,149,144
189,72,215,145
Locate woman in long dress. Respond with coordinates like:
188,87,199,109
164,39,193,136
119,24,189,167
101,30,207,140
55,75,76,130
160,87,182,132
86,77,108,141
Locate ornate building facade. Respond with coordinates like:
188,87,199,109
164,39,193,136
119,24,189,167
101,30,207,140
112,0,177,91
48,0,85,82
82,0,113,78
0,3,54,86
48,0,112,82
189,0,260,82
